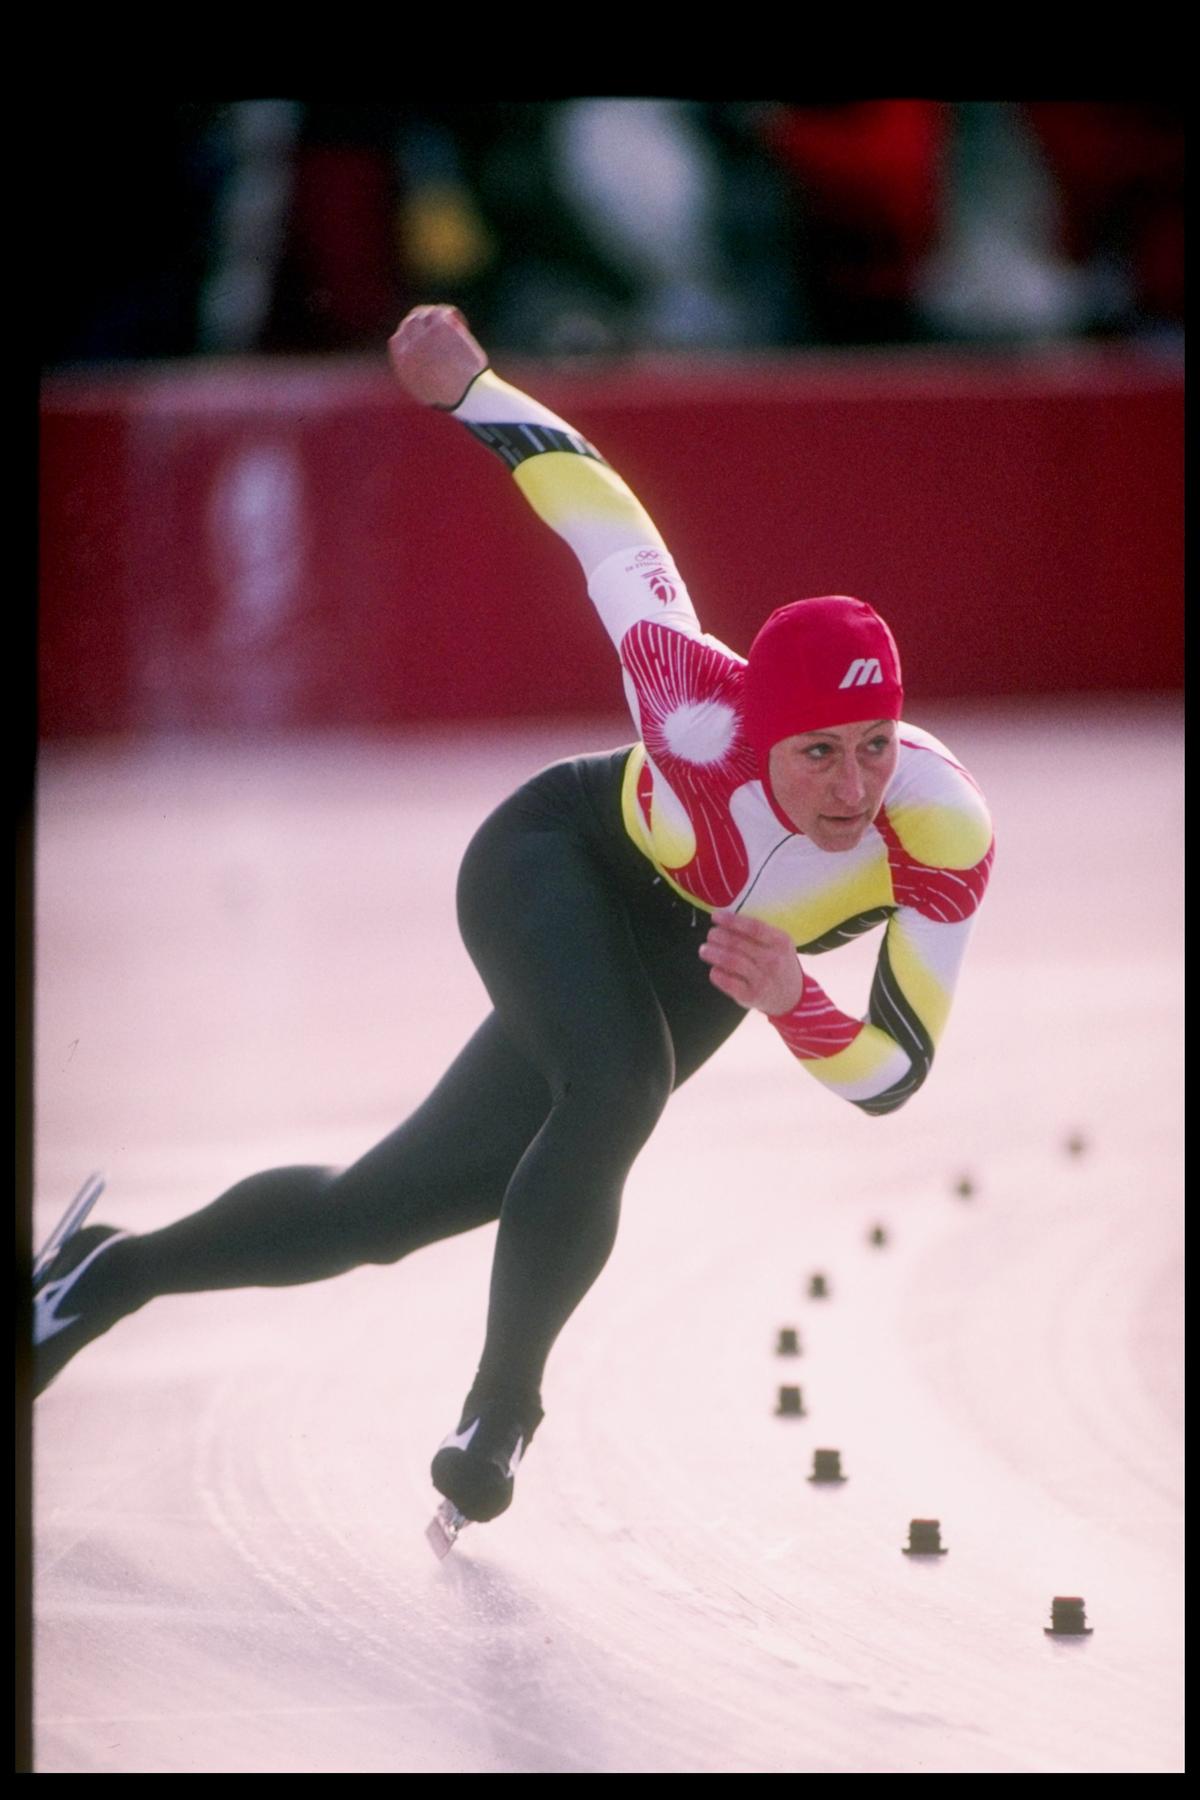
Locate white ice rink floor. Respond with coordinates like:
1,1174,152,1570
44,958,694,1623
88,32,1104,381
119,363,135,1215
31,702,1183,1774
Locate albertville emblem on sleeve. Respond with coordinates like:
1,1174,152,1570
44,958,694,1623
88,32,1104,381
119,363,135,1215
627,547,678,605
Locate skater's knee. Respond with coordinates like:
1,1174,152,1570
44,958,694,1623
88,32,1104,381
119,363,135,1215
555,1052,673,1145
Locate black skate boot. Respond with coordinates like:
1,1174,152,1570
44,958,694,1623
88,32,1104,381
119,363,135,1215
430,1393,545,1524
34,1177,134,1397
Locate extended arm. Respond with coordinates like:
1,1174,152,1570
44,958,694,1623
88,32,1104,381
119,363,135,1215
389,304,699,644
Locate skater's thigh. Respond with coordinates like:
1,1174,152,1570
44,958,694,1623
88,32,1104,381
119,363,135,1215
332,1012,550,1245
656,939,747,1088
623,892,748,1089
457,812,672,1093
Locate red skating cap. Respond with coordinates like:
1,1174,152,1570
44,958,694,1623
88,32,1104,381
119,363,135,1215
742,596,904,760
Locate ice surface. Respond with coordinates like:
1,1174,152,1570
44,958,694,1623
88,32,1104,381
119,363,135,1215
31,704,1183,1772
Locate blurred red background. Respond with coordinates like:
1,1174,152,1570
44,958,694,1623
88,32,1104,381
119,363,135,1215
39,346,1182,737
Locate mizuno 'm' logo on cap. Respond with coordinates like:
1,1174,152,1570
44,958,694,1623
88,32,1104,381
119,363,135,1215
838,657,884,688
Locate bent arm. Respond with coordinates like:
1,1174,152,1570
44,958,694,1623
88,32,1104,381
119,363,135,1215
768,770,995,1114
768,909,978,1115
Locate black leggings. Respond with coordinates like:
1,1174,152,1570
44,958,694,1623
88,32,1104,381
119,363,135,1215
110,750,746,1409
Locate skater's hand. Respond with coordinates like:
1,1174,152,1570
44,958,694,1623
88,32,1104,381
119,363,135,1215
698,912,803,1017
388,304,489,409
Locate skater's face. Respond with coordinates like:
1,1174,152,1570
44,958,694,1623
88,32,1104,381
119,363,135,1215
768,719,899,850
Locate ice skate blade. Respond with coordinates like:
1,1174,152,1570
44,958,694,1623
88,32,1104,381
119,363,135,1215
426,1498,470,1560
34,1173,106,1282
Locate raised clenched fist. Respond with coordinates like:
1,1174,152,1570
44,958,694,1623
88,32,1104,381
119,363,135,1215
388,304,490,410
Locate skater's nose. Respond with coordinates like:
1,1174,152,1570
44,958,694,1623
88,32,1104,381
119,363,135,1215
831,757,867,809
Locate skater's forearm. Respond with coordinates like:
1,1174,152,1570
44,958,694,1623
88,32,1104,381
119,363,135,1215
766,900,985,1115
390,302,665,577
767,967,928,1116
449,369,709,657
450,368,668,580
389,305,703,656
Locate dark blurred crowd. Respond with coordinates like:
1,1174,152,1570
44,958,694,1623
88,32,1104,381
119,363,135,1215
43,101,1183,367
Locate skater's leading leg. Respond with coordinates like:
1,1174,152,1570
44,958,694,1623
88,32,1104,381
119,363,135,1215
453,798,687,1414
429,765,746,1521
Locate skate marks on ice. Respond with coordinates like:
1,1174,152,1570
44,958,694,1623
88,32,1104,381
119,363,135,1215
37,1252,703,1774
35,1131,1180,1772
33,708,1183,1771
